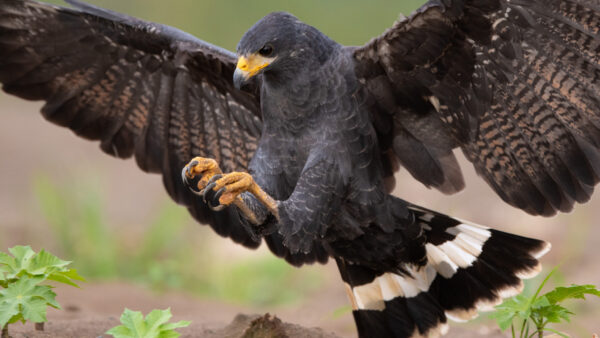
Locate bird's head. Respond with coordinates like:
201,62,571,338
234,12,336,89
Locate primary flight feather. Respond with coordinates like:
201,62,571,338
1,0,598,336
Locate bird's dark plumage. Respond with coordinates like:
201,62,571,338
1,0,599,336
354,0,600,216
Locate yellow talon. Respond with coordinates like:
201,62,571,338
211,172,254,206
211,172,279,220
183,157,222,191
182,158,279,223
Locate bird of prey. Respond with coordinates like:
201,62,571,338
1,0,599,336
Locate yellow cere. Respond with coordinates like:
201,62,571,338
236,56,250,71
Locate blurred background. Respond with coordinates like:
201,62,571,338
0,0,598,337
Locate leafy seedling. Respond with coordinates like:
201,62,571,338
0,245,84,288
0,246,84,337
106,308,191,338
0,276,59,333
491,268,600,338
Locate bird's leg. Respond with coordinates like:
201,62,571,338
207,172,279,220
182,157,279,224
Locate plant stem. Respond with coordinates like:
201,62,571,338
35,322,44,331
531,268,556,302
519,319,527,338
1,325,8,338
536,320,543,338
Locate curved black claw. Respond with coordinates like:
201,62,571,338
181,167,188,185
201,174,225,210
181,166,203,195
186,160,199,175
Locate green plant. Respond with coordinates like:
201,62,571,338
491,268,600,338
106,308,190,338
32,174,323,306
0,246,84,337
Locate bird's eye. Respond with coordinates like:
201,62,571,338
258,44,273,57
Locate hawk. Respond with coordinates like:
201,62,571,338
1,0,599,336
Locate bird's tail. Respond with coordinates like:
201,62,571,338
337,206,551,338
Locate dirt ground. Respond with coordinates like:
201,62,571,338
6,282,342,337
4,282,505,338
1,96,599,337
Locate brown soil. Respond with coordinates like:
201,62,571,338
5,282,341,338
3,282,506,338
7,314,339,338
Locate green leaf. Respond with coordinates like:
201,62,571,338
492,268,558,333
157,321,190,338
28,250,70,275
534,304,573,324
543,285,600,304
35,286,61,309
159,321,191,331
47,269,85,288
0,253,12,288
62,269,85,281
491,266,600,337
20,297,48,323
106,308,190,338
46,274,77,287
8,246,35,270
8,313,24,325
106,325,134,338
0,276,58,328
120,308,147,337
491,294,531,331
0,252,14,267
145,308,172,333
531,296,551,309
0,301,20,329
0,270,6,288
3,246,35,279
0,246,84,287
157,331,181,338
489,308,517,331
494,294,533,320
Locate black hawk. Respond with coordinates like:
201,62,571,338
1,0,599,336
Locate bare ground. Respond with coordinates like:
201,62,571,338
5,282,505,338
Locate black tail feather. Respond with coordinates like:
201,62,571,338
338,207,550,337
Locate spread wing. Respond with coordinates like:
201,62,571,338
354,0,600,216
0,0,263,246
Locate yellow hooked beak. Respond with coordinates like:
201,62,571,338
233,54,275,89
237,55,272,76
